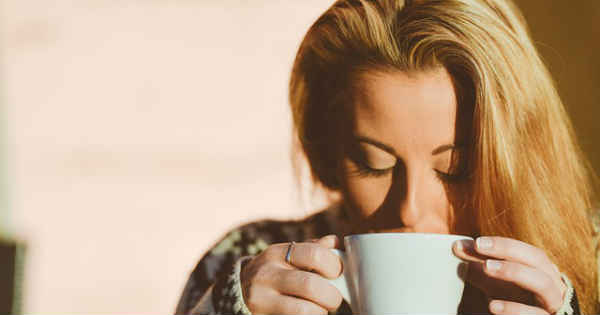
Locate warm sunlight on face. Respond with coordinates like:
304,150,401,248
339,68,462,235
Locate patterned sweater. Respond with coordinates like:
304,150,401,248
174,204,583,315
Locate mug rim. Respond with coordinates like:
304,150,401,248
344,232,473,241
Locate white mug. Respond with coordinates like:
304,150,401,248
328,233,472,314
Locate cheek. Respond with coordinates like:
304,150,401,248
419,177,453,220
344,176,391,217
341,170,453,227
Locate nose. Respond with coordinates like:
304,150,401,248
392,162,423,228
360,161,443,234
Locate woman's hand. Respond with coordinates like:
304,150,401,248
453,237,567,314
240,235,344,315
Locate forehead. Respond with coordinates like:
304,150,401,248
352,68,458,154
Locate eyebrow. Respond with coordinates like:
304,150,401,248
431,144,458,155
355,136,459,156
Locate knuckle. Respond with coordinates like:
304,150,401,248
331,257,343,278
248,266,264,283
534,247,549,263
295,302,324,315
550,299,563,314
328,289,344,310
254,262,277,283
298,272,316,292
547,288,563,314
499,263,514,279
507,265,527,284
262,244,282,260
301,304,317,315
538,249,548,261
542,273,555,291
551,263,560,275
291,302,310,315
317,306,329,315
244,285,262,311
241,262,259,283
335,289,344,306
307,245,321,265
511,266,526,280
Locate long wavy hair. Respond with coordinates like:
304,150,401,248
289,0,599,313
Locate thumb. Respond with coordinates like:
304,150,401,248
313,234,341,249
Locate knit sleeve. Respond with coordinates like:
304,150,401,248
174,206,351,315
553,273,581,315
174,225,269,315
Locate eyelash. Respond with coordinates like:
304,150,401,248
351,161,392,178
352,159,464,183
434,169,464,183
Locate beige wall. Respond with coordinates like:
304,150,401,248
1,1,332,313
1,0,597,313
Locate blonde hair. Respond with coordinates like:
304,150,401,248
289,0,599,313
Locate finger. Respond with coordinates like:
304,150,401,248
474,237,556,277
461,260,533,304
275,269,343,312
248,286,328,315
315,234,341,249
484,259,563,313
265,242,342,279
453,239,490,263
488,299,549,315
471,237,565,305
243,285,281,314
269,293,329,315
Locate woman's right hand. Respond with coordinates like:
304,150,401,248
239,235,344,315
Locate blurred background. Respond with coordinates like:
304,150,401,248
0,0,598,313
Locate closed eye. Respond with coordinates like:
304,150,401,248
434,169,465,183
350,158,395,178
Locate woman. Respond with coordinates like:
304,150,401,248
175,0,600,314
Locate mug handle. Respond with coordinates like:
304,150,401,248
328,249,352,305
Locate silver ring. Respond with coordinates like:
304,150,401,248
285,241,295,265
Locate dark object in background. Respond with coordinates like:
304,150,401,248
0,238,25,315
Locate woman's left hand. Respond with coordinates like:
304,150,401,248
453,237,567,314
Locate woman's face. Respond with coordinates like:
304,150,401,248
338,67,461,235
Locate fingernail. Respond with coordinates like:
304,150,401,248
477,237,492,250
486,259,502,271
490,300,504,313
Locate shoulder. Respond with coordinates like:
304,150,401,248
185,203,347,287
175,204,346,314
194,202,347,271
210,202,348,258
